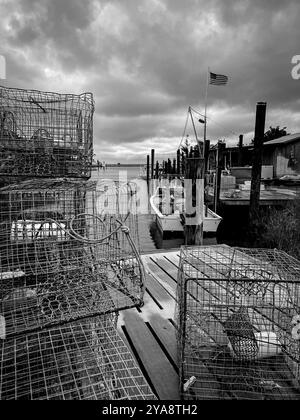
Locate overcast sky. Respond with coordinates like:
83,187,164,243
1,0,300,163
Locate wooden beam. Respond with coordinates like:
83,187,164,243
151,149,155,180
238,134,243,166
204,139,210,174
155,160,159,179
146,154,150,185
249,102,267,226
214,141,226,212
177,149,181,175
184,157,205,245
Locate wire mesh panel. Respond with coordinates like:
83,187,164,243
0,86,94,178
0,179,145,338
177,245,300,400
0,313,155,400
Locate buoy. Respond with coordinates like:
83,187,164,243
228,331,281,360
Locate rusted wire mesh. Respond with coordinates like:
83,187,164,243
0,313,155,400
0,86,94,178
0,179,145,338
177,245,300,400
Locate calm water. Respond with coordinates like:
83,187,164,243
90,166,217,253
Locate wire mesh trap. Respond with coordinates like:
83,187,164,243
0,313,155,400
0,85,94,178
0,179,145,338
177,245,300,400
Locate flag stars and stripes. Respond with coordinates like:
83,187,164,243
209,72,228,86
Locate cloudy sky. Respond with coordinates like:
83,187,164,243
1,0,300,163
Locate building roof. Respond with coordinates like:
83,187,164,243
264,133,300,146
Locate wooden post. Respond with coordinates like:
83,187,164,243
177,149,181,175
164,160,168,175
204,140,210,174
173,158,176,174
238,134,243,166
249,102,267,226
167,158,172,175
146,154,150,185
214,142,225,212
181,152,185,174
158,187,163,214
151,149,155,180
155,161,159,179
184,157,205,245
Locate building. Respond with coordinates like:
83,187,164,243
263,133,300,178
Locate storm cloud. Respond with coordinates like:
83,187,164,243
1,0,300,162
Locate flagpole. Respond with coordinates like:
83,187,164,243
204,67,209,143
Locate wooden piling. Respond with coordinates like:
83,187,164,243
204,139,210,174
167,159,172,175
151,149,155,180
172,158,176,175
184,157,205,245
155,161,159,179
238,134,243,166
214,142,225,213
249,102,267,226
146,154,150,185
177,149,181,175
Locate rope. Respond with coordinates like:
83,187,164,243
44,213,146,299
178,109,190,150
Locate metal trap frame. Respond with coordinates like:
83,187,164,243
177,245,300,400
0,313,155,400
0,179,145,339
0,85,94,178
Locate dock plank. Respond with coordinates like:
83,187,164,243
148,316,178,367
145,272,175,307
150,255,179,283
121,310,180,400
143,258,177,298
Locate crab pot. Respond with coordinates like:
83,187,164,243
0,86,94,178
0,313,155,400
176,246,300,400
0,179,145,339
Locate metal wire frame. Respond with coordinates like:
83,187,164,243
0,179,145,339
0,313,155,400
176,245,300,400
0,85,94,178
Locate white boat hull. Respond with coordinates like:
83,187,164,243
155,209,221,234
150,187,222,234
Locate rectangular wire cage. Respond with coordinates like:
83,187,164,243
177,245,300,400
0,179,145,339
0,313,155,400
0,86,94,178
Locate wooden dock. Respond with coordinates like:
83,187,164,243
118,250,181,400
118,248,300,401
214,187,297,207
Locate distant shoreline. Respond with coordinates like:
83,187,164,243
92,163,144,168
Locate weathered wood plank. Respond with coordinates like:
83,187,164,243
121,311,180,400
151,256,179,283
148,316,178,367
143,259,177,298
145,272,175,307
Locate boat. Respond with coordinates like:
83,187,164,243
150,186,222,234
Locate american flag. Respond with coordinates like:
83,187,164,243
209,72,228,86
